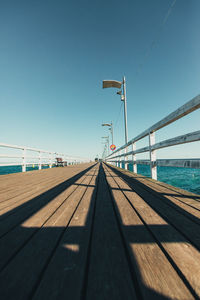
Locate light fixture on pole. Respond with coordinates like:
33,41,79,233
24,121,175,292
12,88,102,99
102,122,114,145
102,77,128,144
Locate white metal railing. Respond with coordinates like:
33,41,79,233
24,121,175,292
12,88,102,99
106,94,200,180
0,143,90,172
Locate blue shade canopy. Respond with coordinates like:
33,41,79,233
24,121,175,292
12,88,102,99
102,80,122,89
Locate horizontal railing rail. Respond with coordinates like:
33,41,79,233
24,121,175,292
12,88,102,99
0,143,89,172
105,94,200,179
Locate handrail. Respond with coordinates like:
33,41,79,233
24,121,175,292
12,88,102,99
0,143,90,172
106,94,200,180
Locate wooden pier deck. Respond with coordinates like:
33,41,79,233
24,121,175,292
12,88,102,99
0,163,200,300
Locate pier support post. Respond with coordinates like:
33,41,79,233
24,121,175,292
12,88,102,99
149,131,157,180
132,142,137,173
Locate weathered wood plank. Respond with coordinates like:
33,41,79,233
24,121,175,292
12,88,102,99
129,173,200,214
103,165,194,299
32,166,99,300
0,166,98,300
0,163,94,200
104,164,200,298
0,166,98,271
0,164,95,237
86,165,137,300
108,165,200,250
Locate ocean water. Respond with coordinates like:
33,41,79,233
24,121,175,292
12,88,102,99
0,165,51,175
0,164,200,195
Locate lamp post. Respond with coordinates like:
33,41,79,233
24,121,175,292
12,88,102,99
102,122,113,145
102,76,128,144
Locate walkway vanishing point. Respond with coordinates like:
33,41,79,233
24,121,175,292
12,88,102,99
1,162,200,300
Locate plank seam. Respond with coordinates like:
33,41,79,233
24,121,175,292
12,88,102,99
102,164,144,300
104,164,199,299
107,164,200,250
0,166,97,272
29,167,99,300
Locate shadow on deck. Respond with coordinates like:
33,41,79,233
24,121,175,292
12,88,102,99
0,163,199,299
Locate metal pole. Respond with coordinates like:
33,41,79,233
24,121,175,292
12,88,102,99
123,76,128,169
122,76,128,144
111,122,114,145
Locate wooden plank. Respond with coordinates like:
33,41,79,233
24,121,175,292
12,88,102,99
0,163,95,200
132,173,200,213
107,165,200,250
0,166,94,211
0,166,98,300
0,164,95,237
31,166,99,299
85,165,137,300
0,173,70,206
113,166,200,218
103,165,194,299
0,166,98,271
104,165,200,298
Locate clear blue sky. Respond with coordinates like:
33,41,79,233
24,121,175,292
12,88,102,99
0,0,200,159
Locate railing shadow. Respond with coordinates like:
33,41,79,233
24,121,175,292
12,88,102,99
106,164,200,248
0,163,198,299
0,164,95,236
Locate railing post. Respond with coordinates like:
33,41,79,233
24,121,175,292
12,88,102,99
120,150,122,168
49,152,52,168
132,142,137,173
22,148,26,172
39,151,42,170
124,146,128,170
149,131,157,180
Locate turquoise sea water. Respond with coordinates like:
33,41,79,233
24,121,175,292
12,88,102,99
0,165,51,175
0,164,200,195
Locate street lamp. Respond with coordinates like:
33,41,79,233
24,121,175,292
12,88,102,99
102,122,114,145
102,76,128,144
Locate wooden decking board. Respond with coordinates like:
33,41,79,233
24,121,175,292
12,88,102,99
0,165,95,237
143,174,200,202
126,170,200,216
0,164,95,202
103,165,194,299
0,164,91,191
0,162,200,299
0,175,70,211
31,166,99,300
0,166,98,271
107,164,200,251
104,164,200,298
85,164,137,300
0,166,95,213
128,168,200,206
0,165,98,300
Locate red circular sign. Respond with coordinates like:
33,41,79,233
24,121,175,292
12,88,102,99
110,144,116,151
